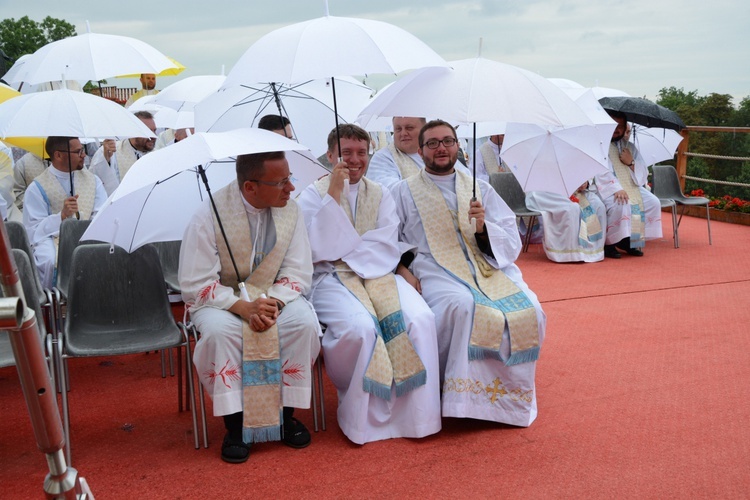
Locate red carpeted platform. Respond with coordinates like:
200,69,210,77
1,214,748,498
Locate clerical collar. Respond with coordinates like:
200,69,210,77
426,171,456,183
50,166,77,179
242,196,267,215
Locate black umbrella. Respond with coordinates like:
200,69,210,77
598,96,685,132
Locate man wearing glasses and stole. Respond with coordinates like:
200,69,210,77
179,151,320,463
391,120,546,427
22,136,107,288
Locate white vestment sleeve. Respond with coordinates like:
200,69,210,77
365,148,403,190
179,201,242,312
594,164,623,200
298,183,400,279
479,181,523,269
89,146,120,196
23,182,62,246
267,208,313,305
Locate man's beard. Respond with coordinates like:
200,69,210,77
424,152,457,174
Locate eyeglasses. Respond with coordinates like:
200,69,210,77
58,148,86,156
422,138,458,149
248,174,293,189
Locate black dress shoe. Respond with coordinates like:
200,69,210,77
282,417,311,448
604,245,621,259
625,248,644,257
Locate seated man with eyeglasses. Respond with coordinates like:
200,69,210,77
22,136,108,289
179,150,320,464
391,120,546,428
297,124,441,444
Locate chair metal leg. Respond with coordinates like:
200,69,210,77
185,323,208,448
57,346,72,466
705,203,712,245
181,330,200,450
160,349,166,378
311,357,319,433
522,216,536,253
316,355,326,431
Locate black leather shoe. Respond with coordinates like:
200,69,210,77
604,245,621,259
625,248,644,257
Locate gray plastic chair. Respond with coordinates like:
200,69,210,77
5,221,48,307
54,218,93,301
489,172,541,252
58,243,201,464
153,240,182,293
660,198,679,248
652,165,712,245
0,249,49,370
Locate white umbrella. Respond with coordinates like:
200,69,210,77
222,6,448,155
195,77,373,157
0,88,155,140
631,124,684,167
500,122,611,197
356,58,592,129
356,57,599,197
151,75,226,112
129,94,194,130
223,12,447,87
85,128,328,254
4,30,178,86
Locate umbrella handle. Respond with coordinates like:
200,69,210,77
470,195,477,233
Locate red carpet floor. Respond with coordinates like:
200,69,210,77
1,215,749,499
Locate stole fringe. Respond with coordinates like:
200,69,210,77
468,345,503,362
394,370,427,397
243,425,281,444
505,346,541,366
363,377,392,401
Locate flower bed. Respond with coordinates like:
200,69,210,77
674,189,750,225
690,190,750,213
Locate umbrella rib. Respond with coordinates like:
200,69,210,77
129,184,158,252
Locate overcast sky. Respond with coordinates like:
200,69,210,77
2,0,748,103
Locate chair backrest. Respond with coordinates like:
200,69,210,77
5,220,46,305
489,172,533,214
0,249,47,368
64,243,180,356
55,218,93,298
652,165,686,199
153,240,181,293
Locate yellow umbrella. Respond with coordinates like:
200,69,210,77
0,83,48,158
116,57,186,78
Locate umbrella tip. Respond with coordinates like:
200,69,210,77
478,37,483,57
85,20,91,33
324,0,330,16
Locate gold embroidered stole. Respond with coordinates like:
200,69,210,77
479,141,509,175
387,143,421,180
609,142,645,247
575,191,603,246
212,181,298,443
34,168,96,220
407,170,540,365
115,140,139,182
314,176,426,399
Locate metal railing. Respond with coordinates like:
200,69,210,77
675,126,750,192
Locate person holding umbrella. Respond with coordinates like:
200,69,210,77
22,136,107,288
178,150,320,463
594,111,662,258
297,124,441,445
391,120,545,427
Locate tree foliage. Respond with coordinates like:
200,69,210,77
0,15,76,66
656,87,750,199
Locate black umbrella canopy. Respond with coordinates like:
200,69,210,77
598,96,685,132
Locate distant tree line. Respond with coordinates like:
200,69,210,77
657,87,750,199
0,15,76,77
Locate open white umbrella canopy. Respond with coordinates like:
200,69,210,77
195,77,373,157
631,124,684,167
4,31,178,86
0,88,156,139
501,122,612,197
151,75,226,112
356,58,593,128
223,13,447,87
85,128,329,252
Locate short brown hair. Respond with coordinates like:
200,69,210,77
45,136,77,158
326,124,370,154
418,119,457,148
236,151,286,184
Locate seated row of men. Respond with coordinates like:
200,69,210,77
177,119,547,463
